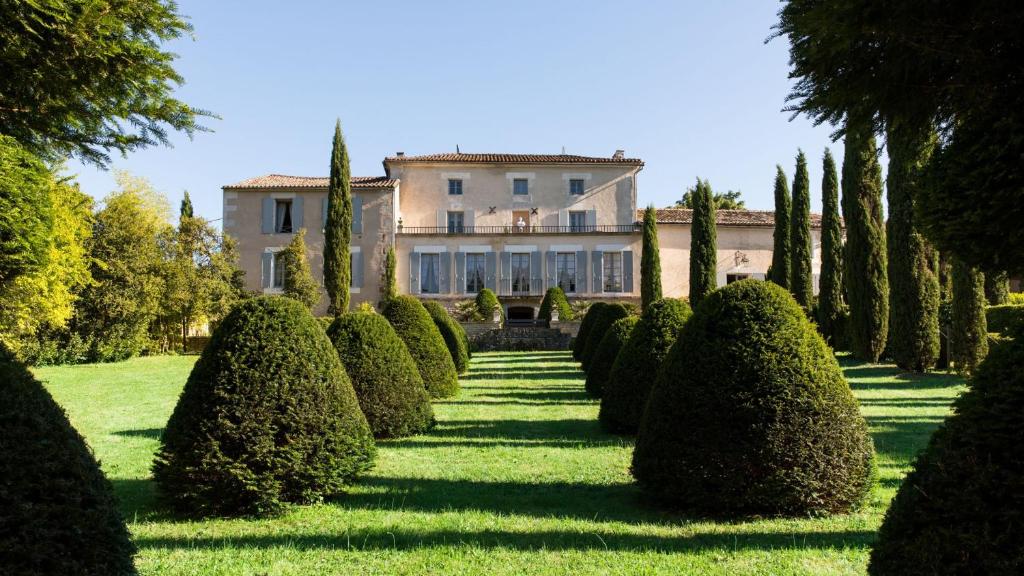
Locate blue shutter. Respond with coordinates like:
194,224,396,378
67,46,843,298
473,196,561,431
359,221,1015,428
485,251,498,291
351,252,364,288
409,252,420,294
592,250,604,294
321,197,329,229
291,196,304,230
545,251,556,290
530,252,542,295
576,250,588,294
623,250,634,293
440,252,451,293
352,195,363,234
500,251,512,296
261,252,273,288
455,252,466,294
261,197,275,234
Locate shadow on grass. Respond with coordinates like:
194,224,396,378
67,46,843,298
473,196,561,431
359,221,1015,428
113,427,163,440
865,414,946,463
463,371,584,382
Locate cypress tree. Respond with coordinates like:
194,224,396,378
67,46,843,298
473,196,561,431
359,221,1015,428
324,119,352,317
984,271,1010,305
688,179,717,306
768,166,791,289
282,229,321,311
180,191,193,219
817,148,846,347
950,259,988,375
640,205,662,312
842,116,889,361
886,120,941,372
790,150,813,307
381,245,397,304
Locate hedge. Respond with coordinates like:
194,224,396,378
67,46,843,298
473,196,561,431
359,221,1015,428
538,286,574,322
475,288,503,321
985,304,1024,336
580,303,632,372
585,316,639,397
572,302,608,361
423,301,470,373
382,295,460,398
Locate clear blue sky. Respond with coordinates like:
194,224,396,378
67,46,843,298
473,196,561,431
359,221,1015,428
69,0,859,223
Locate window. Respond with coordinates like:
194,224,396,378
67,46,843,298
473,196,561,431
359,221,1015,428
448,179,463,195
420,253,441,294
569,211,588,232
726,273,751,284
511,253,531,294
447,211,464,233
272,251,287,288
569,178,585,195
513,178,529,195
466,253,486,293
274,200,293,233
603,252,623,293
556,252,577,293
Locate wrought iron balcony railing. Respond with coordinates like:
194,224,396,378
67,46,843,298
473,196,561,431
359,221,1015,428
397,224,640,235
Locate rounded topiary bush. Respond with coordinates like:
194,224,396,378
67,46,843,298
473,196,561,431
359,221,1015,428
423,301,470,374
580,303,632,372
327,312,435,439
382,295,460,398
868,331,1024,575
572,302,608,361
585,316,639,397
475,288,503,321
600,298,692,434
631,280,875,516
538,287,574,322
0,344,137,575
153,296,376,517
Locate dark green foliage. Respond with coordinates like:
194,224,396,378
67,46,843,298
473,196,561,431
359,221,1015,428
789,151,813,307
632,280,875,516
600,298,692,434
676,187,745,210
538,287,573,322
152,297,375,517
817,149,847,347
769,165,791,289
380,245,397,305
580,303,632,372
640,206,663,311
0,344,137,574
475,288,503,322
281,229,321,311
985,271,1010,305
423,301,469,374
584,316,639,398
382,295,460,398
842,117,889,361
986,305,1024,336
886,120,941,372
324,120,351,317
950,260,988,374
0,135,53,287
0,0,210,166
869,335,1024,575
327,312,434,438
688,178,717,306
572,301,608,361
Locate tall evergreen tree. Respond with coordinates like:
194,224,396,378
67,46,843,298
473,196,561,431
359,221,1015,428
688,179,717,306
381,245,397,304
640,205,663,312
282,229,320,311
984,271,1010,305
324,120,352,317
179,191,193,219
789,150,813,307
768,165,791,289
950,259,988,375
817,148,845,347
842,115,889,362
886,119,941,372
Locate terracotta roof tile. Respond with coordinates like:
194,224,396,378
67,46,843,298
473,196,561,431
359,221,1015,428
640,208,824,228
223,174,398,190
385,152,644,166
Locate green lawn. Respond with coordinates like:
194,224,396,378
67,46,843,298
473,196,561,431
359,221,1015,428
34,351,964,576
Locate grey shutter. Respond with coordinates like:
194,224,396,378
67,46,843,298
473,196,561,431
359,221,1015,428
530,251,542,295
500,251,512,296
464,210,475,232
409,252,420,294
261,252,273,288
261,197,275,234
485,251,498,291
436,209,446,229
321,197,329,229
623,250,634,293
576,250,588,294
558,209,569,228
440,252,451,293
592,250,604,293
586,209,598,231
291,196,304,230
352,195,363,234
545,251,556,290
455,252,466,294
351,252,364,288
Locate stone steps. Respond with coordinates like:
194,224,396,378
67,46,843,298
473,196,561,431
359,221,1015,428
471,326,573,352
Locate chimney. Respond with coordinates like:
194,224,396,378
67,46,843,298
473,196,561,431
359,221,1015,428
396,151,405,157
612,149,625,160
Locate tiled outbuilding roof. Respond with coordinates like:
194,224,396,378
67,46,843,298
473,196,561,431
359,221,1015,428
640,208,824,228
223,174,398,189
384,152,644,166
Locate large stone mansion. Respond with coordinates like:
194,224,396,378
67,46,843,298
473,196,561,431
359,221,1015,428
223,151,822,320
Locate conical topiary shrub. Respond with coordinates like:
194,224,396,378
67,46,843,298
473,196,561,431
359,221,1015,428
580,303,632,372
572,302,608,362
632,280,875,516
585,316,639,397
152,296,376,517
475,288,503,321
423,301,470,374
0,344,137,575
327,312,435,439
600,298,692,434
868,328,1024,575
538,286,574,322
382,295,460,398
